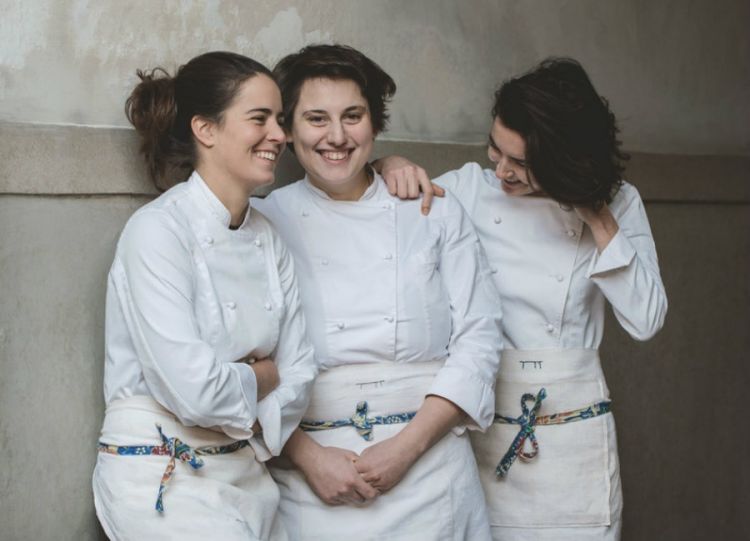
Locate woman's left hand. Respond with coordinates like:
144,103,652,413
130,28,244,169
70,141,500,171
354,435,420,493
574,203,620,252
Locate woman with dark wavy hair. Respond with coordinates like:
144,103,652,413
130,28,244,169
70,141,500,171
91,51,317,540
377,57,667,541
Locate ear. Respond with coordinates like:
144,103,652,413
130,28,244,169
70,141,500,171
191,115,216,149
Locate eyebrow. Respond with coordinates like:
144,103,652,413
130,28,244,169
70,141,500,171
488,134,526,163
244,108,272,115
301,105,367,115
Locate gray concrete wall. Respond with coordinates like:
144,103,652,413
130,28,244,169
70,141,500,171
1,1,749,540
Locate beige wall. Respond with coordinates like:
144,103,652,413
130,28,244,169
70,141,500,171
1,1,749,540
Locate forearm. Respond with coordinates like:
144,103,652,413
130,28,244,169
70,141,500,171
397,395,466,458
282,427,322,468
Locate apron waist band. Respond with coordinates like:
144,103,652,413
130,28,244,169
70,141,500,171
300,400,416,441
493,388,612,478
98,423,250,513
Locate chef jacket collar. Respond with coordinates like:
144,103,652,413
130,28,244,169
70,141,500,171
188,170,252,230
301,167,385,202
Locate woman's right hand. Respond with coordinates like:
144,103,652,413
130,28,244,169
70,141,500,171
372,156,445,215
248,357,280,400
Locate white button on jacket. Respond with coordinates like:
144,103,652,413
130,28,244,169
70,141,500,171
254,173,504,431
103,172,318,459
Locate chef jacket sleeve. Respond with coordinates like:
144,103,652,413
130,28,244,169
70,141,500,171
585,183,668,340
427,194,503,432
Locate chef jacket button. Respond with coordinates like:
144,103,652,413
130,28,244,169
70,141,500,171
264,302,272,311
384,253,393,260
546,323,555,333
567,229,577,238
384,316,394,323
254,239,262,247
494,216,502,224
336,322,345,330
382,203,393,210
205,236,214,245
226,301,237,310
491,267,498,274
321,259,329,266
556,274,564,282
301,210,309,217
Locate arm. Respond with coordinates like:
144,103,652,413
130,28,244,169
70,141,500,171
372,156,445,215
583,185,668,340
282,428,379,505
251,230,319,460
112,210,262,437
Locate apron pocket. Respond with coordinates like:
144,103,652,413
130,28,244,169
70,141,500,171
472,412,614,528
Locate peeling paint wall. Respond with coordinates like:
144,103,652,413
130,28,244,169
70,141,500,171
1,0,749,154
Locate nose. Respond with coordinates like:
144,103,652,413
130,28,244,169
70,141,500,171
494,157,514,180
267,117,285,143
326,120,346,146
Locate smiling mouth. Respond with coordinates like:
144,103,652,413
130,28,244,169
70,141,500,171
318,149,352,162
254,151,277,162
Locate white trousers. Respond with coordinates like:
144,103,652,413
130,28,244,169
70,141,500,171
92,396,286,541
471,349,622,541
270,361,492,541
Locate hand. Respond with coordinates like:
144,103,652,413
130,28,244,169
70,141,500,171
248,357,279,401
374,156,445,215
300,445,380,506
574,203,619,252
354,435,419,493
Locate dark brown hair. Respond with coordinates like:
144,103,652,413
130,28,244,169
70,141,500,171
273,44,396,141
493,57,628,208
125,51,273,189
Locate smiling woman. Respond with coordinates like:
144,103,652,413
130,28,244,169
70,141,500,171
91,51,317,540
253,44,502,541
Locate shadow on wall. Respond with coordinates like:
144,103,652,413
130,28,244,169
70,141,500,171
0,123,748,540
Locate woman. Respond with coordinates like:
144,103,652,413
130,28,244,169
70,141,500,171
92,51,317,540
377,58,667,540
252,44,503,540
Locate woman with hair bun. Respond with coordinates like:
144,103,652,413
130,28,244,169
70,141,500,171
92,51,317,540
378,58,667,540
253,44,502,540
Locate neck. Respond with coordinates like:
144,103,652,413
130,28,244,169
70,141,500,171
195,165,251,227
309,167,372,201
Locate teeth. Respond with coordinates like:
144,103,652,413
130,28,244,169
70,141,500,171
255,151,276,161
321,151,348,161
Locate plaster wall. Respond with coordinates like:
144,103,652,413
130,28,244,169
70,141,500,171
1,1,749,540
1,0,749,155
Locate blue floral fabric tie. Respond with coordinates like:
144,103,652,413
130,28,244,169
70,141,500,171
300,401,417,441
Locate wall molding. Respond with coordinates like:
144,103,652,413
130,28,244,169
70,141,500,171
2,122,748,203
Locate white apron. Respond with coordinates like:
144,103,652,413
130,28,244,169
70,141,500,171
471,349,622,541
269,361,491,541
92,396,287,541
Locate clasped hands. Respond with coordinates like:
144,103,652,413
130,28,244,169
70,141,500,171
300,435,419,506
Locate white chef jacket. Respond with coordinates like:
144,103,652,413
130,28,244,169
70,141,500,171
434,162,667,350
252,173,503,430
102,171,317,460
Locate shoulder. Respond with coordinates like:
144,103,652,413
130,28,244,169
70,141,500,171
610,180,646,216
118,186,192,258
434,161,486,188
252,180,304,219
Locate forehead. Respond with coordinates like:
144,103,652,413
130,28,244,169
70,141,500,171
296,78,367,111
227,74,281,111
490,117,526,156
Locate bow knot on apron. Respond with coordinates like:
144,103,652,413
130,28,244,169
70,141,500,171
494,388,546,477
493,388,613,478
350,401,375,440
154,424,205,513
